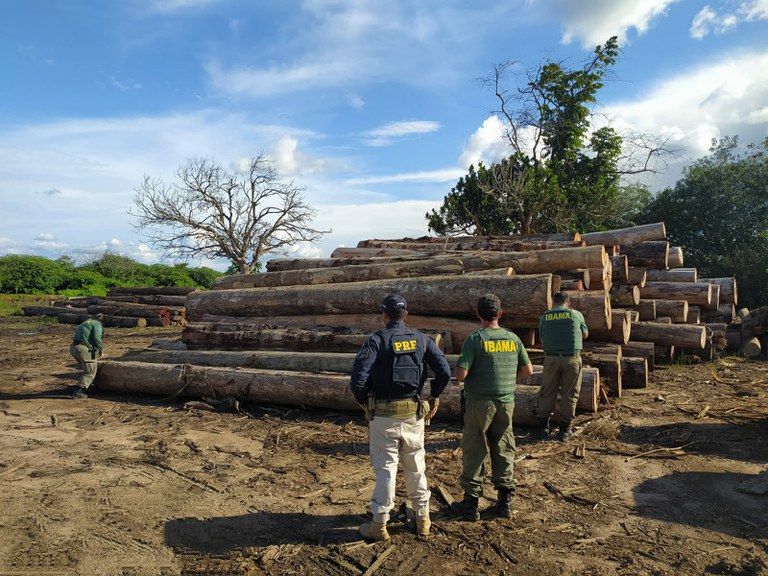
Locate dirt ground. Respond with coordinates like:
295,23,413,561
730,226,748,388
0,315,767,576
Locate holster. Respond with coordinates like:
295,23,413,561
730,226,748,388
365,395,375,422
418,399,431,425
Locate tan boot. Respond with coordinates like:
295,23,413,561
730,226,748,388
359,520,390,542
416,514,431,537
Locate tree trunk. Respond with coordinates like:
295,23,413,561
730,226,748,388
621,357,648,389
622,341,656,370
56,313,151,328
635,299,657,321
701,284,720,311
561,290,612,331
630,322,707,348
330,247,427,258
186,275,554,326
620,241,670,269
354,238,584,252
610,284,640,306
587,310,631,344
580,223,666,247
23,306,75,317
96,294,189,306
582,342,621,356
463,267,515,276
581,352,621,397
685,305,701,324
702,303,736,324
639,282,713,307
626,267,647,287
653,299,689,323
557,269,591,289
181,323,451,353
742,337,762,358
559,279,584,291
610,255,628,282
700,277,738,305
668,246,685,268
87,301,185,320
646,268,698,283
107,287,199,296
95,361,597,425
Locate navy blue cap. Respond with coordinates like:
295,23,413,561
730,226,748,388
380,294,407,313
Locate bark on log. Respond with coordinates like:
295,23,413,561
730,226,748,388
587,310,631,344
741,337,762,358
197,313,480,352
353,238,584,252
620,241,670,269
627,267,647,287
668,246,685,268
653,299,689,323
654,317,673,324
646,268,698,283
610,284,640,306
621,357,648,389
559,279,584,291
186,275,554,326
635,300,657,321
557,269,591,289
563,290,612,330
181,323,451,353
700,277,738,305
582,342,621,356
266,246,607,275
639,282,712,307
107,287,199,296
96,294,189,306
610,255,629,282
725,328,742,350
580,223,666,247
463,267,515,276
622,341,656,370
630,322,707,348
23,305,76,317
686,306,701,324
702,284,721,311
581,352,621,397
655,345,675,363
359,233,581,246
95,360,596,424
331,247,426,258
87,301,185,319
702,303,736,324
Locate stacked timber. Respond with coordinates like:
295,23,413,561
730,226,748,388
22,286,194,327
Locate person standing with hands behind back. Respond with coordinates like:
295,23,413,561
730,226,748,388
451,294,533,521
350,294,451,542
536,291,589,441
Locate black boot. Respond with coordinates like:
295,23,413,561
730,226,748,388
535,417,550,440
496,488,513,518
557,421,573,441
451,496,480,521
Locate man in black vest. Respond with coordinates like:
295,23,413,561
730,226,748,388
350,294,451,541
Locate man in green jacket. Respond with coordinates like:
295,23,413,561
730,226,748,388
451,294,533,521
69,314,105,399
537,292,589,441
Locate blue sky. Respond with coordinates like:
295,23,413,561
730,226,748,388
1,0,767,270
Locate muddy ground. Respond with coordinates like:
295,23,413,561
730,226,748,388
0,315,766,576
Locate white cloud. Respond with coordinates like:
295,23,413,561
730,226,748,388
148,0,222,14
344,168,464,186
691,1,768,39
741,0,768,19
458,115,513,169
555,0,680,47
363,120,441,146
348,94,365,109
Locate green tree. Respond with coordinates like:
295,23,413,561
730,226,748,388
130,153,329,274
0,255,67,294
429,37,666,236
639,136,768,308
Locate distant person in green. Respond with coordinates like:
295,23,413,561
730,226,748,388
69,313,105,399
451,294,533,521
537,292,588,441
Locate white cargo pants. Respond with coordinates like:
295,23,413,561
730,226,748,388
368,415,430,523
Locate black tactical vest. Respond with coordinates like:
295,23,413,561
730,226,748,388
371,328,426,400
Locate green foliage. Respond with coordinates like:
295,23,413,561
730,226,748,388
0,253,224,296
638,136,768,308
429,37,627,235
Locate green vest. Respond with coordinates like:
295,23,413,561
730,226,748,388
538,306,587,355
458,327,529,403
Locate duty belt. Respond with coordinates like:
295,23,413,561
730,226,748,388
546,352,580,357
373,399,419,418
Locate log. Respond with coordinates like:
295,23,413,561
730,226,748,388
518,366,600,414
360,233,581,246
331,247,426,258
87,301,185,319
635,300,657,321
23,305,76,317
94,360,596,425
630,322,707,349
702,303,736,324
107,286,199,296
463,267,516,276
266,246,608,275
197,313,480,352
181,323,451,353
582,342,621,356
610,255,629,282
620,241,670,269
562,290,612,331
559,279,584,291
655,345,675,363
703,323,728,351
639,282,713,307
621,357,648,389
654,317,673,324
686,306,701,324
581,352,621,397
587,310,631,344
557,269,591,289
589,276,612,292
610,284,640,306
646,268,698,283
742,337,762,358
702,283,721,311
627,267,647,287
56,313,151,328
653,299,689,323
353,238,584,252
668,246,685,268
622,341,656,370
580,223,666,247
725,328,742,350
185,275,554,326
95,294,189,306
700,277,738,305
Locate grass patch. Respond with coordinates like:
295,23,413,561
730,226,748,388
0,294,57,317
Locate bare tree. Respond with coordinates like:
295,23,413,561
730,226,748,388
130,154,329,274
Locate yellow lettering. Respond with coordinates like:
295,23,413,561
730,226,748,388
483,340,517,353
394,341,403,352
546,312,571,321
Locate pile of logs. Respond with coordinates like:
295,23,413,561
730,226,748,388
22,286,193,328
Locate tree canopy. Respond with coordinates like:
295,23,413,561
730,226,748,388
638,136,768,307
130,154,329,274
428,37,663,236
